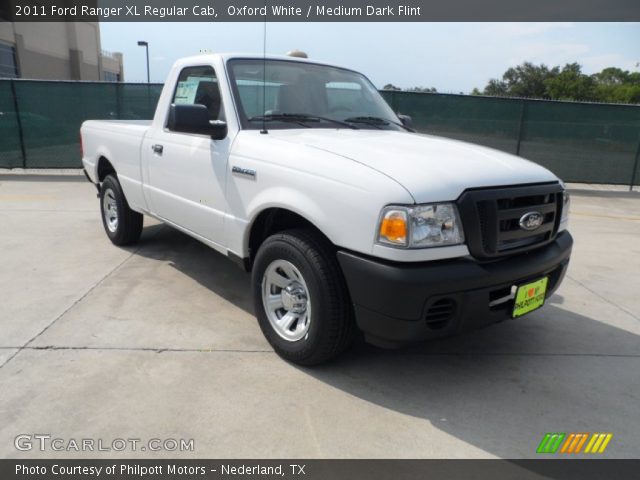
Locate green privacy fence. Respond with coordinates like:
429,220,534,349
0,80,162,168
381,91,640,186
1,79,639,186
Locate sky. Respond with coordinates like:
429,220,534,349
101,22,640,92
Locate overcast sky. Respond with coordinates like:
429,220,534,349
101,22,640,92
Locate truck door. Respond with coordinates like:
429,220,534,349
141,65,230,249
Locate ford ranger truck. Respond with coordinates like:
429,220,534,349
81,54,572,365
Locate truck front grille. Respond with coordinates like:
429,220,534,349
457,182,563,260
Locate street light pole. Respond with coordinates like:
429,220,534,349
137,41,150,83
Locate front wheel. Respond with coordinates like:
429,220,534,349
100,174,143,246
252,229,355,365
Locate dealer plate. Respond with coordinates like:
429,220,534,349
513,277,548,318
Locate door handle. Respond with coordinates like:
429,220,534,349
152,144,163,155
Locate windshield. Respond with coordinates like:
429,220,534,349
228,59,403,131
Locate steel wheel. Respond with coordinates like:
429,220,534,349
102,187,118,233
261,259,311,342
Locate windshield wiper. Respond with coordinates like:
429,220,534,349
248,113,359,130
248,113,311,128
344,116,414,132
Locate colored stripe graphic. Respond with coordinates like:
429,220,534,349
538,433,612,454
585,433,613,453
537,433,566,453
574,433,589,453
560,433,589,453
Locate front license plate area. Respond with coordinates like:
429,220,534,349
513,277,549,318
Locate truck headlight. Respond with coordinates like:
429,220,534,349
377,203,465,248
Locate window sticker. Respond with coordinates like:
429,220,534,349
174,76,216,104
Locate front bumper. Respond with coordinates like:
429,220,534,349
337,231,573,347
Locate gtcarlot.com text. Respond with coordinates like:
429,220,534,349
14,434,194,453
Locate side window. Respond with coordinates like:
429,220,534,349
171,65,224,121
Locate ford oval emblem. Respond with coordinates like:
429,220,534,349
519,211,544,231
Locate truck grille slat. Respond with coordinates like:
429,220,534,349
499,223,554,241
457,183,563,260
496,203,556,220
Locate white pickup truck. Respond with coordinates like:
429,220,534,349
81,53,572,365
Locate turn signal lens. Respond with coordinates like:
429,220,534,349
378,209,408,246
561,191,570,223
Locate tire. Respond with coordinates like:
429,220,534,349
99,174,143,246
252,229,355,365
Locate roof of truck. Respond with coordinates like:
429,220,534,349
173,53,348,70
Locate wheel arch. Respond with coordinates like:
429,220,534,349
246,207,335,271
96,156,116,182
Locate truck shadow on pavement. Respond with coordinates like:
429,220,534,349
136,224,640,460
305,303,640,459
137,223,254,314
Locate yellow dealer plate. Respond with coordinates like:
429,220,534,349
513,277,548,318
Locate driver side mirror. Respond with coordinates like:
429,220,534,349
397,114,413,129
168,104,227,140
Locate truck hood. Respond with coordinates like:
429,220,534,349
270,129,559,203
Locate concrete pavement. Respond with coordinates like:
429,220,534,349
0,176,639,459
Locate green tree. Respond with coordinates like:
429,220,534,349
484,62,559,98
591,68,640,103
383,83,401,91
476,62,640,104
592,67,631,86
545,63,595,101
483,78,508,96
406,86,437,93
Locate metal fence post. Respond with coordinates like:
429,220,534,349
389,91,398,113
630,138,640,192
147,83,152,117
515,99,526,156
115,83,122,119
9,80,27,168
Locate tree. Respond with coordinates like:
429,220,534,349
501,62,559,98
483,78,508,96
545,63,594,101
383,84,401,91
406,86,437,93
592,67,631,86
480,62,559,98
476,62,640,104
591,68,640,103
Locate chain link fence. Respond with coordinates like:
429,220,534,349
1,80,639,186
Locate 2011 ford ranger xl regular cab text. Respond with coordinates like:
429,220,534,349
81,53,572,365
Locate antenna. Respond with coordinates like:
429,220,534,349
260,0,268,134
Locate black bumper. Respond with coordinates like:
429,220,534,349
337,231,573,347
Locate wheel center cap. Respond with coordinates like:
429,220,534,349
281,283,308,314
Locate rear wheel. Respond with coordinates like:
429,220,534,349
252,229,354,365
100,174,143,246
